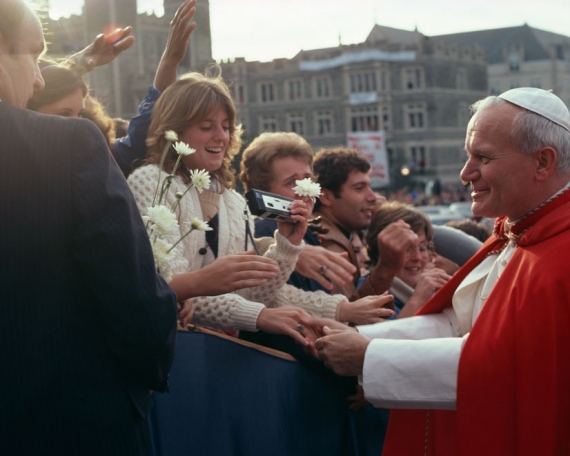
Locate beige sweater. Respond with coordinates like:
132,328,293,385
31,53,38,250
128,164,344,331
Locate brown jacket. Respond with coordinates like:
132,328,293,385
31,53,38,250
309,212,360,298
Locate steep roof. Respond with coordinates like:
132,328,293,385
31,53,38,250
295,24,422,61
433,24,570,64
366,24,424,44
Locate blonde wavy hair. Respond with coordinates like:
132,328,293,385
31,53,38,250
145,71,243,188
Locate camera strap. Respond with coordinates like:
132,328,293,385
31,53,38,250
244,207,261,255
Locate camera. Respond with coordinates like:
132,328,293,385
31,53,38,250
245,189,295,223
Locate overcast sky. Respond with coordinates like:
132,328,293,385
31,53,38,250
49,0,570,62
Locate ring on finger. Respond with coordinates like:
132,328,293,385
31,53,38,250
319,265,328,277
296,323,305,333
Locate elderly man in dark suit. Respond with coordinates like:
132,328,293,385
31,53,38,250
0,1,178,455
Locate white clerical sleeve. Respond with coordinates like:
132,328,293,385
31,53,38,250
357,307,462,340
357,308,464,410
362,336,467,410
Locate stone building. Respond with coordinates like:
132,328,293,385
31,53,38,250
435,25,570,107
220,25,488,185
44,0,213,119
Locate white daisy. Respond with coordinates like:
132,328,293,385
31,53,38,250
173,141,195,156
151,238,176,282
292,178,322,201
143,205,179,237
190,217,213,231
164,130,178,141
190,169,211,193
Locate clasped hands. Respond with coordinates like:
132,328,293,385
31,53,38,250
300,317,372,377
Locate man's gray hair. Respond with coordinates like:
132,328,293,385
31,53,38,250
471,96,570,174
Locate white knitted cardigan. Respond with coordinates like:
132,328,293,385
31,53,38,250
128,164,345,331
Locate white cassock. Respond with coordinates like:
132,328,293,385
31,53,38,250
358,243,516,410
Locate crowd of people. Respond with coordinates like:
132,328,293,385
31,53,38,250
3,0,570,454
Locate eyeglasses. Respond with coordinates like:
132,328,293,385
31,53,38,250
405,241,434,260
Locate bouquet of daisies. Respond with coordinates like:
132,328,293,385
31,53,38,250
143,130,212,281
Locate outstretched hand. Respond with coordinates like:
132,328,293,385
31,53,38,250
169,250,279,301
71,27,135,73
338,293,395,325
256,305,316,346
296,245,356,291
203,251,280,293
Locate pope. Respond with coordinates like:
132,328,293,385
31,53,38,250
314,87,570,456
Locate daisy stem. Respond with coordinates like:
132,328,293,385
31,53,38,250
171,183,195,213
167,227,195,253
152,140,171,207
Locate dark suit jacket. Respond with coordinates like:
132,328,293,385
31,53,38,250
0,103,177,455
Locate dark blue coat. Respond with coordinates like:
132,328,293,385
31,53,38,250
0,103,177,455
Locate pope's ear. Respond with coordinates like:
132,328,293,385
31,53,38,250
318,188,335,208
535,146,557,181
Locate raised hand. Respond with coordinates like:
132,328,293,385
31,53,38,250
376,219,418,274
414,267,451,301
277,199,309,246
154,0,197,91
70,26,135,73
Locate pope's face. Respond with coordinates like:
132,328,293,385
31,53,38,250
460,102,540,221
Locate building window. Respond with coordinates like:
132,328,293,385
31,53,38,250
260,115,278,132
530,77,542,88
259,82,276,103
350,106,379,132
403,67,424,90
380,71,389,91
286,80,303,101
510,80,521,89
490,84,501,95
457,103,469,127
405,103,426,130
456,68,467,90
381,106,391,131
287,113,305,135
238,85,245,104
315,110,334,136
508,51,520,72
409,146,426,171
314,77,331,98
350,72,377,93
